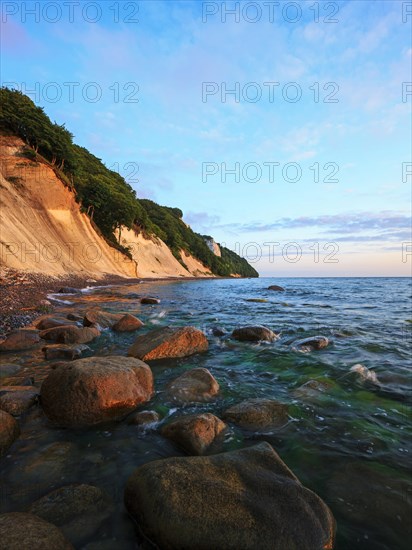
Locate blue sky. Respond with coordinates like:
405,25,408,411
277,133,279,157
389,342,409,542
2,0,411,276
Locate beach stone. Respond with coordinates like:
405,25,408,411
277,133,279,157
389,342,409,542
36,317,76,330
295,336,329,351
39,325,100,344
0,330,40,352
223,398,289,430
166,368,219,405
0,386,39,415
41,356,154,427
128,326,208,361
0,512,74,549
268,285,285,291
83,308,123,329
0,410,19,457
161,413,226,455
42,344,90,361
113,314,144,332
67,313,83,322
124,442,336,550
0,364,21,377
29,484,112,546
140,297,160,304
59,287,82,294
293,379,334,400
128,410,160,427
232,325,278,342
211,326,226,337
245,298,268,303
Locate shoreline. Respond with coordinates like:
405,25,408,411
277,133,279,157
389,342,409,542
0,268,234,337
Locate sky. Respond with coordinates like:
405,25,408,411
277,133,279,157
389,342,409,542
1,0,411,276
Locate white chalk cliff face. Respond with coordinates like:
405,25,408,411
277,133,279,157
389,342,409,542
0,135,215,279
204,237,221,257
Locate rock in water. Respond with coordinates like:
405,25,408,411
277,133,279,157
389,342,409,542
127,410,160,427
232,325,278,342
41,356,154,427
268,285,285,291
0,386,39,415
0,410,19,457
166,368,219,404
0,330,40,352
161,413,226,455
294,336,329,351
112,314,144,332
128,326,208,361
83,308,124,329
39,325,100,344
124,442,336,550
42,344,90,361
36,317,76,330
140,297,161,304
223,398,288,430
0,513,74,549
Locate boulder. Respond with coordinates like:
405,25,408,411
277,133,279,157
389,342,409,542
113,314,144,332
166,368,219,405
293,379,334,400
268,285,285,291
83,308,123,329
0,386,39,415
67,313,83,322
0,330,40,352
0,410,19,457
223,398,288,430
40,356,154,428
124,442,336,550
211,326,226,337
59,287,82,294
36,317,76,331
161,413,226,455
127,410,160,427
128,326,208,361
0,513,73,549
245,298,268,303
29,484,112,546
0,364,21,377
140,297,160,304
232,325,278,342
295,336,329,351
39,325,100,344
42,344,90,361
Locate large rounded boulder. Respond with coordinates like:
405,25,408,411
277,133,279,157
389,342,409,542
232,325,278,342
124,442,336,549
128,326,208,361
0,512,73,549
40,356,154,427
0,410,20,457
166,368,219,405
223,398,289,430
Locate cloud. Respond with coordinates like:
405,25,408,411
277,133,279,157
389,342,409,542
184,211,221,232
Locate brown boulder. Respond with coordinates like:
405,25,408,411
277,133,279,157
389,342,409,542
113,314,144,332
166,368,219,405
0,386,39,415
40,356,154,427
232,325,278,342
223,398,288,430
268,285,285,291
161,413,226,455
128,326,208,361
140,297,160,304
0,410,19,457
42,344,90,361
124,442,336,550
39,325,100,344
0,513,73,549
83,308,123,329
127,410,160,427
36,317,76,331
295,336,330,351
0,330,40,352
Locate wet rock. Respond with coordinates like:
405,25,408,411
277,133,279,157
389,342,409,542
59,287,82,294
211,326,226,337
0,386,39,415
232,325,278,342
245,298,268,303
293,379,334,400
39,325,100,344
41,356,154,427
161,413,226,455
128,326,208,361
140,297,160,304
0,364,21,377
0,330,40,352
29,484,112,546
124,442,336,550
223,398,289,430
36,317,76,330
23,441,76,482
127,410,160,427
0,513,73,549
42,344,90,361
113,314,144,332
268,285,285,291
166,368,219,405
83,308,123,329
0,410,19,457
67,313,83,322
295,336,329,351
